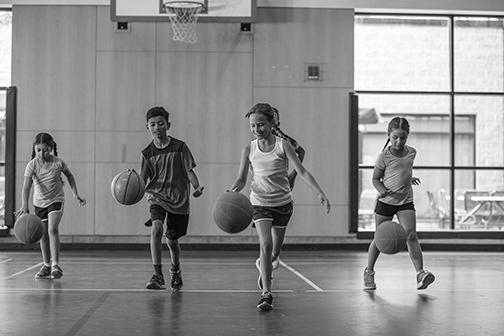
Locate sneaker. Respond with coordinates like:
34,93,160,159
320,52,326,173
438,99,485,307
144,219,152,227
417,270,435,290
51,265,63,279
35,265,52,279
363,267,376,290
170,270,183,292
257,292,274,310
146,274,166,290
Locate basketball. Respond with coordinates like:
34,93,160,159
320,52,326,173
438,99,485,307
111,169,145,205
14,214,44,245
374,220,407,254
213,192,253,234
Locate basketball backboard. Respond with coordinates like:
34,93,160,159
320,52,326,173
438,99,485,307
111,0,256,23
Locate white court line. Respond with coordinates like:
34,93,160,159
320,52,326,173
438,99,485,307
1,288,295,293
0,258,13,264
280,260,324,292
2,262,43,280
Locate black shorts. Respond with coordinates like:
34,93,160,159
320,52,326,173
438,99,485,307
34,202,64,222
149,204,189,240
252,202,293,228
375,201,415,217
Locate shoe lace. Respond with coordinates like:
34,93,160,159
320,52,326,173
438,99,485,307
365,269,375,282
171,271,181,284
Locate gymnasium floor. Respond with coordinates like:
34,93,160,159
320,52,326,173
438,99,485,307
0,250,503,336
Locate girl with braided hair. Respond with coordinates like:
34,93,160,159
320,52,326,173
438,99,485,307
229,103,330,310
15,133,86,279
271,107,305,189
363,117,435,291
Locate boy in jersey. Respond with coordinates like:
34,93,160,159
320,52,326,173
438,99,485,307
140,106,204,291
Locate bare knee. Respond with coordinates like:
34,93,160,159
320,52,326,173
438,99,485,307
407,231,418,242
151,222,164,239
167,239,179,249
260,241,273,255
47,225,59,236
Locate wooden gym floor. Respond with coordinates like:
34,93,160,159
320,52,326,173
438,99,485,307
0,249,503,336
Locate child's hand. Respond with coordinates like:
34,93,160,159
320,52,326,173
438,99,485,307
319,194,331,214
14,207,29,217
193,186,204,198
412,177,421,185
378,189,392,199
75,196,86,207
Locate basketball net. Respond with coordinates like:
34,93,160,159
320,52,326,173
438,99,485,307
164,1,204,44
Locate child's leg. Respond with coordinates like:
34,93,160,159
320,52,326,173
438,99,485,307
166,238,180,269
39,220,51,265
150,219,164,266
367,214,392,270
271,226,286,263
396,210,423,272
255,220,274,293
47,211,63,265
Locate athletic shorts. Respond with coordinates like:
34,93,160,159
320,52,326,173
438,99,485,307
375,201,415,217
149,204,189,240
34,202,64,222
252,202,293,228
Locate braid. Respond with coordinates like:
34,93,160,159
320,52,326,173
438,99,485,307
53,142,58,156
274,126,299,149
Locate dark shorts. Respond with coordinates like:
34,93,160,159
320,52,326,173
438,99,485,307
149,204,189,240
252,202,293,228
34,202,63,222
375,201,415,217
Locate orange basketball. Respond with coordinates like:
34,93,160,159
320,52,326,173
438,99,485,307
111,169,145,205
213,192,253,234
374,220,407,254
14,214,44,245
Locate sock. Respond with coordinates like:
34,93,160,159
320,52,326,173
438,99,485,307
44,263,51,267
52,261,59,267
154,264,163,276
171,263,180,272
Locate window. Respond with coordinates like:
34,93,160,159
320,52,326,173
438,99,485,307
355,15,504,231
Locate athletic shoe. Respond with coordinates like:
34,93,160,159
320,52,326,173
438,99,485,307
144,219,152,227
171,270,183,292
363,267,376,290
35,265,52,279
417,269,435,290
257,292,274,310
146,274,166,290
51,265,63,279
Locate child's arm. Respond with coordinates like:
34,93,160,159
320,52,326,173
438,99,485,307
187,169,204,198
372,167,391,199
284,142,330,213
14,176,33,216
63,169,86,206
229,145,251,192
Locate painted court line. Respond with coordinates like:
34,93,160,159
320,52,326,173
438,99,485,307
280,260,324,292
1,288,295,293
0,258,13,264
2,262,43,280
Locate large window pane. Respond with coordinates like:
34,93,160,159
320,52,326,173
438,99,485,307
455,95,504,166
454,170,504,230
355,16,450,91
454,17,504,93
358,94,450,166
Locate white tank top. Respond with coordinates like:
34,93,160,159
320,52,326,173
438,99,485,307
249,137,292,207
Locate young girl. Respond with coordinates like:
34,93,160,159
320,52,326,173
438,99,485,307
254,106,306,273
363,117,435,290
229,103,330,310
14,133,86,279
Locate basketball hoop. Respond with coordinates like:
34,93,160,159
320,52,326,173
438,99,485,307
163,1,204,44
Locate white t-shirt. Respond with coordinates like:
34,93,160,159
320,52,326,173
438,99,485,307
24,156,68,208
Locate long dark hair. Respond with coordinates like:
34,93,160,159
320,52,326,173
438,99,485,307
382,117,410,152
31,133,58,159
